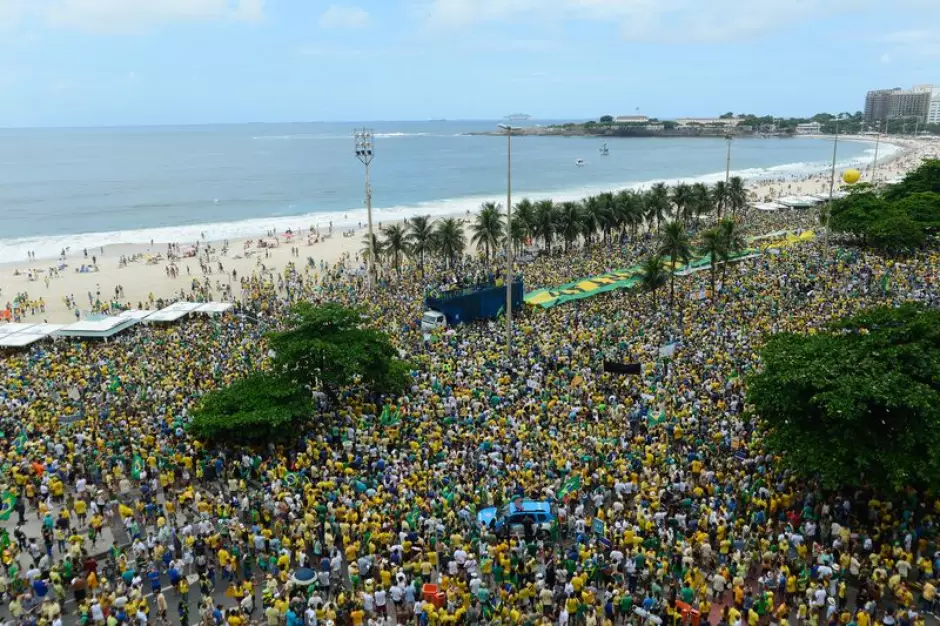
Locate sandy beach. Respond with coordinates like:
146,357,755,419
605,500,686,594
1,136,933,324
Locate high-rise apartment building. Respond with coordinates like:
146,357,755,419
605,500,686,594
864,86,932,123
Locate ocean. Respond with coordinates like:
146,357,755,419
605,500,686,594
0,120,886,263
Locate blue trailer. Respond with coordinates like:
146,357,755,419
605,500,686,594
423,280,523,327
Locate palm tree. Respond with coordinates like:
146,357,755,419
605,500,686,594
639,254,669,310
381,223,409,277
727,176,748,219
508,216,528,253
596,192,617,241
513,198,536,244
434,218,465,269
470,201,505,263
406,215,435,274
645,183,672,234
698,227,726,298
361,232,382,273
690,182,713,225
556,201,584,252
717,218,746,283
658,222,693,311
582,195,610,244
671,183,694,227
532,200,557,254
615,190,645,239
711,180,729,220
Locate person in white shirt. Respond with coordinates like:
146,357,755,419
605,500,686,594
374,589,387,617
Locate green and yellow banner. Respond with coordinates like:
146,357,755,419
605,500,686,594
524,248,760,309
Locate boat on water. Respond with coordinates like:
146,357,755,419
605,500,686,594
575,159,585,167
506,113,532,122
599,143,609,156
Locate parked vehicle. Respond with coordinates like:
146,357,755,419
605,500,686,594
476,499,557,541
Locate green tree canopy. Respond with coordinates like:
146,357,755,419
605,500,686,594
748,303,940,491
188,372,312,444
883,159,940,201
268,302,411,399
828,185,929,253
894,192,940,231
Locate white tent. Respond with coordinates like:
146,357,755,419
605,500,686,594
194,302,234,314
145,302,202,323
118,309,156,320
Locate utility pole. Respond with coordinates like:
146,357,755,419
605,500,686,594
354,129,375,288
497,124,515,359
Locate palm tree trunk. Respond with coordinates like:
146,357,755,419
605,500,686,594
669,273,675,311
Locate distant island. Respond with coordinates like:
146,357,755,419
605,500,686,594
471,111,940,138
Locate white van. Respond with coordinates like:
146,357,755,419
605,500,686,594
420,311,447,333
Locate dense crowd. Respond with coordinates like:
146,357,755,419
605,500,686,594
0,206,939,626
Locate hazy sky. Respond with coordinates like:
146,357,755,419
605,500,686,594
0,0,938,127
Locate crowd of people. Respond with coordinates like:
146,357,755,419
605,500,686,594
0,203,938,626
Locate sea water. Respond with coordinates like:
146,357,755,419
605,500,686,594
0,120,887,263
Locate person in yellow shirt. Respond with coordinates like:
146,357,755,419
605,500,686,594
350,606,365,626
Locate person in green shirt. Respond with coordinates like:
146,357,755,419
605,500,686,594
619,593,633,618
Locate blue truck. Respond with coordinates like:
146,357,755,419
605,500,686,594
422,280,524,332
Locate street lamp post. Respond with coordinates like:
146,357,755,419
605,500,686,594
871,120,882,185
497,123,514,359
825,119,840,254
354,129,375,289
724,134,733,184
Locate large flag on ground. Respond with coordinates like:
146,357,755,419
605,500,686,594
558,475,581,501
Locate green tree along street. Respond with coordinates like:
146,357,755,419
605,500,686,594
828,159,940,254
189,303,411,444
747,303,940,492
188,373,312,444
268,302,410,399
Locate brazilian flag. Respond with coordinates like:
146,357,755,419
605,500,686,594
131,454,144,480
558,475,580,500
13,432,27,454
379,406,401,427
0,491,17,521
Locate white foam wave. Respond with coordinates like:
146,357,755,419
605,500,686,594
0,139,907,265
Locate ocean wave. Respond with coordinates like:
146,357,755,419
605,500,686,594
0,140,906,265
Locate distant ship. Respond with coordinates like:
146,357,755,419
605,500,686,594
428,118,447,122
576,159,585,167
506,113,532,122
599,143,609,156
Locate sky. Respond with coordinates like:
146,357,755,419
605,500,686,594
0,0,938,127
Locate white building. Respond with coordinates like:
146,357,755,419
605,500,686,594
926,87,940,125
675,117,741,127
614,115,649,123
795,122,823,134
